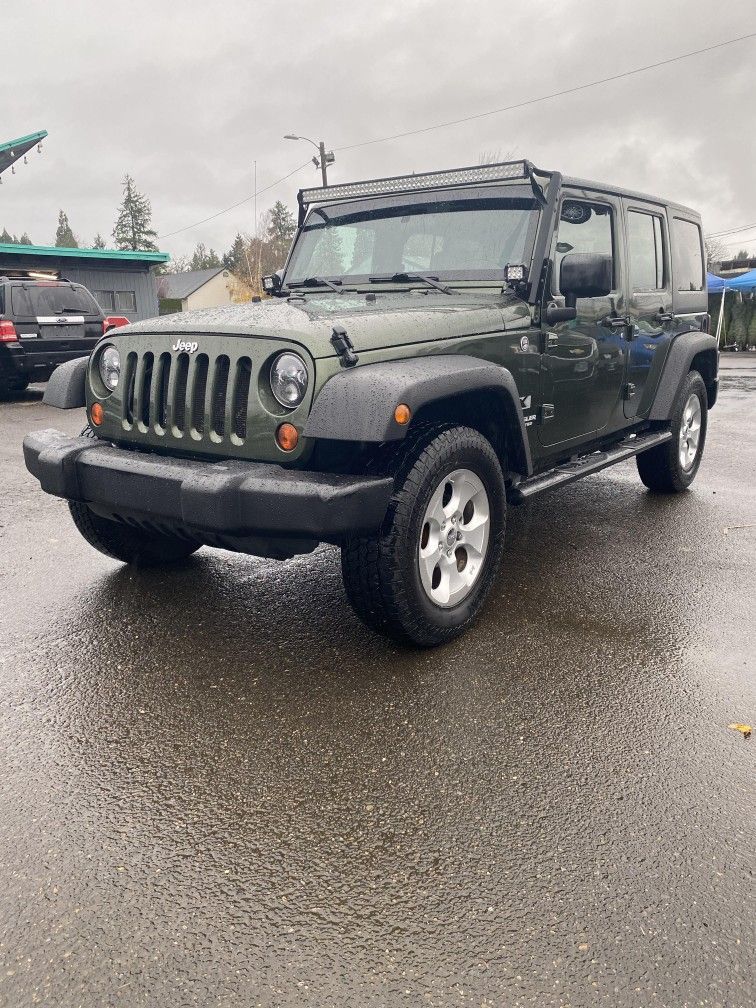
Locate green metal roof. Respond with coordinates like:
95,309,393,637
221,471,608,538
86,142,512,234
0,130,48,175
0,242,169,263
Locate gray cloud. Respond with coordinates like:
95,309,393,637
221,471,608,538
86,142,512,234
3,0,754,260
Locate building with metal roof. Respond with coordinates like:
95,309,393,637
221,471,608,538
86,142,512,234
0,243,170,322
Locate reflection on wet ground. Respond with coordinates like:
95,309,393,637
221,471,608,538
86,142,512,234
0,378,754,1006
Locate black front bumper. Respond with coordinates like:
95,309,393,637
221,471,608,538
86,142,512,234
23,429,393,544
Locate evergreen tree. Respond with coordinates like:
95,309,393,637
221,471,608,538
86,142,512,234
93,233,106,249
223,232,247,274
55,210,78,248
0,227,14,243
729,302,748,349
112,175,159,251
19,232,31,245
189,243,221,271
747,302,756,348
266,200,296,266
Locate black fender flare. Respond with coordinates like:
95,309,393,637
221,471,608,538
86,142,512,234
42,356,89,409
303,355,533,476
646,332,718,421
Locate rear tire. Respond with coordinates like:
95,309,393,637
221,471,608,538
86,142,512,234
341,424,506,647
636,370,708,493
67,425,201,566
0,374,29,398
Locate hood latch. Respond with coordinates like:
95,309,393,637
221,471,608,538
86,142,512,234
330,325,359,368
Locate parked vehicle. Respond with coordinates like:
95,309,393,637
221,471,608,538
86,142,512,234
0,274,127,395
24,160,717,645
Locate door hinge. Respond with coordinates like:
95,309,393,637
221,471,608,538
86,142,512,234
623,382,637,400
540,403,555,422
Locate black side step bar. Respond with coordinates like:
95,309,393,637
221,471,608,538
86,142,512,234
509,430,673,504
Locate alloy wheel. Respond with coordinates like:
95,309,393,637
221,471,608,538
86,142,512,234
418,468,491,608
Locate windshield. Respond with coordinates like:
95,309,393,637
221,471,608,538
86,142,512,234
11,283,100,316
286,187,540,286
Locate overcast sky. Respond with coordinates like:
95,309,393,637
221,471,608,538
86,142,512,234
3,0,755,262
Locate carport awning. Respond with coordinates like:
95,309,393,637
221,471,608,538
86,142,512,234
0,130,47,176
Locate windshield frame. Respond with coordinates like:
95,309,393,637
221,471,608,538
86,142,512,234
281,184,543,293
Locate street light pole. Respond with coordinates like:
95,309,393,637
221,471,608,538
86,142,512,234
283,134,334,187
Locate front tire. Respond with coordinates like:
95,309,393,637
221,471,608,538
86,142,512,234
67,425,201,565
636,370,708,493
341,425,506,647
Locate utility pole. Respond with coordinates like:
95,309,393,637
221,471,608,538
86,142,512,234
318,141,328,187
283,134,334,187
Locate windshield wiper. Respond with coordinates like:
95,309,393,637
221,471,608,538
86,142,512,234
368,272,452,294
288,276,343,294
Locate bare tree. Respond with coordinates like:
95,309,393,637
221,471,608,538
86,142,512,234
477,148,516,165
704,235,726,267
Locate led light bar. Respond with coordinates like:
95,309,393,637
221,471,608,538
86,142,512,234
300,160,535,207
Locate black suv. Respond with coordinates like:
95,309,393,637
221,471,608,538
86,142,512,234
0,276,126,395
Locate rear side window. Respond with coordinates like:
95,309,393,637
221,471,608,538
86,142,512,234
672,219,704,291
627,211,666,291
11,283,100,317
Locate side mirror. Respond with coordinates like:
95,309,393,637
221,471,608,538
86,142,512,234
560,253,612,308
262,270,283,294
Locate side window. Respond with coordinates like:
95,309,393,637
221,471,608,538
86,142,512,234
627,211,666,291
115,291,137,313
554,200,614,293
672,218,704,291
95,291,115,312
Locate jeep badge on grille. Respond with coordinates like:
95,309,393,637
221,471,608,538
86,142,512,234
172,339,199,353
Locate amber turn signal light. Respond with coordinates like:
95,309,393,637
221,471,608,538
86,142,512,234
276,422,299,452
394,403,411,425
90,402,104,426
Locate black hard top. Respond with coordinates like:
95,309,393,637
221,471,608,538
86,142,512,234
561,174,699,219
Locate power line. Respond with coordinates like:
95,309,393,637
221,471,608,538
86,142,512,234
161,30,756,243
719,233,756,248
707,221,756,238
337,31,756,152
161,159,312,240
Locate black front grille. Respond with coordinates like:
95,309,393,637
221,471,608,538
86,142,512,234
123,350,254,444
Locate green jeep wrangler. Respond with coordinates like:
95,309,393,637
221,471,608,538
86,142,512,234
24,160,717,646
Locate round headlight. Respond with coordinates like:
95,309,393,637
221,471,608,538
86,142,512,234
99,345,121,392
270,352,308,408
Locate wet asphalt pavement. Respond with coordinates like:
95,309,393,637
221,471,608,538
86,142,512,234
0,365,754,1008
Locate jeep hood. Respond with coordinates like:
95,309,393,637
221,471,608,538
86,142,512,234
121,291,531,358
